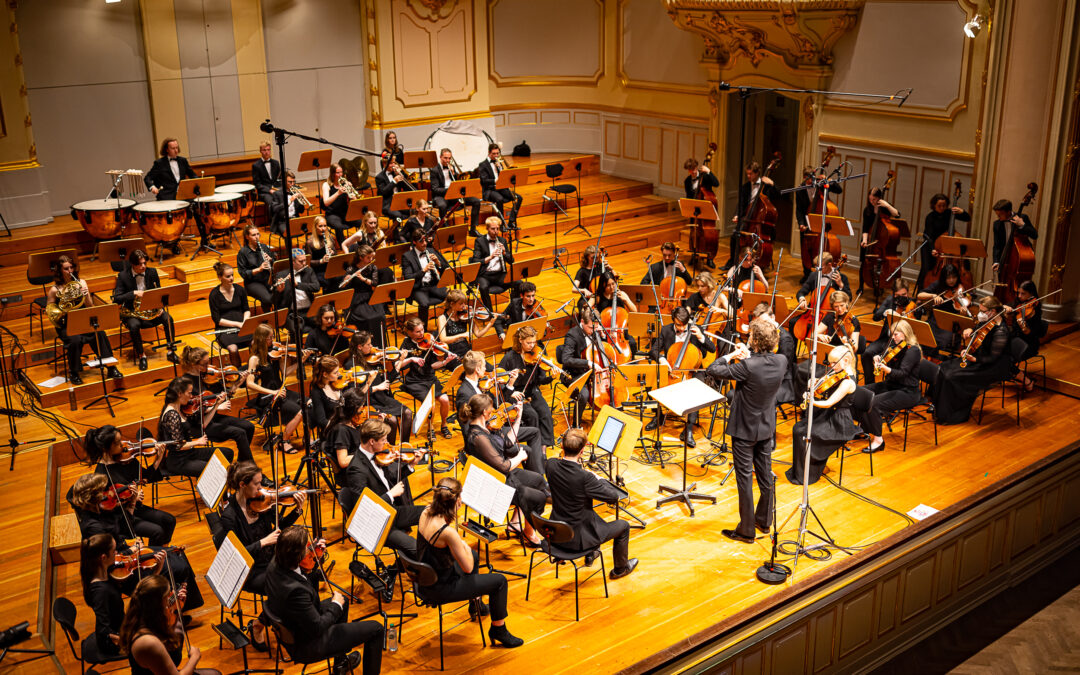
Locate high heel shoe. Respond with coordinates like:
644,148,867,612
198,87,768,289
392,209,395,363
246,620,269,652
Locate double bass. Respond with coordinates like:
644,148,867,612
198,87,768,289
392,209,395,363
740,151,781,269
803,146,844,264
861,170,902,292
923,180,975,289
692,142,720,260
994,182,1038,305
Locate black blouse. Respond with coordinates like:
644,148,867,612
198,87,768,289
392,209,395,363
325,423,360,484
217,499,300,572
237,244,275,286
86,579,125,656
465,425,514,474
499,349,552,395
308,384,341,432
209,285,250,327
821,312,862,346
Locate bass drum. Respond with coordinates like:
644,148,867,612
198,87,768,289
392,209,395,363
71,198,135,239
219,182,257,219
133,200,190,242
195,193,241,231
423,120,496,176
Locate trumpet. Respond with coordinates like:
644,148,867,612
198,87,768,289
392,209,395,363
338,176,360,199
290,184,312,209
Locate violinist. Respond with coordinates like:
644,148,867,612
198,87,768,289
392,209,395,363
455,351,494,426
495,281,544,341
546,428,638,579
217,461,307,651
158,376,232,476
463,394,548,547
438,289,496,359
236,224,276,313
401,228,450,326
813,291,862,354
264,525,383,674
796,252,852,309
706,320,787,543
323,390,365,500
119,575,215,675
344,331,414,443
272,249,320,340
304,216,339,291
641,242,693,290
794,166,843,283
932,296,1011,425
308,355,346,434
728,161,780,269
375,159,411,223
858,187,900,295
684,272,730,326
84,425,175,546
341,244,389,347
80,534,165,660
991,198,1038,276
684,157,720,268
341,211,388,252
476,143,523,229
180,347,255,464
918,192,970,290
305,304,346,357
470,215,515,311
208,262,251,368
396,199,435,245
861,278,917,385
69,474,204,612
1005,280,1047,391
751,302,798,405
113,249,178,372
343,419,427,558
786,345,858,485
397,317,455,438
499,326,557,448
322,163,359,242
917,263,969,352
726,245,769,303
854,319,923,454
430,148,481,235
646,307,715,447
246,324,304,451
558,311,600,427
416,478,525,647
574,245,605,301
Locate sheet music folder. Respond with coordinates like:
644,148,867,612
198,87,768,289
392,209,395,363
205,531,254,610
346,488,396,555
461,458,516,524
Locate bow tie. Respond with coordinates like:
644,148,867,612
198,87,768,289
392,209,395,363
135,273,144,277
489,238,498,244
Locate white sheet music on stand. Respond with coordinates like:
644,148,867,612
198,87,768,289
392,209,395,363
648,377,725,417
346,491,395,555
412,385,435,437
196,449,230,509
205,532,252,609
461,459,516,524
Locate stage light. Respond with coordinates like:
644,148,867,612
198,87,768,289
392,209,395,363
963,15,983,38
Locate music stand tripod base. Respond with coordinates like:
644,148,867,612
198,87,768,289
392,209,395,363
656,480,716,517
649,378,726,517
756,561,791,585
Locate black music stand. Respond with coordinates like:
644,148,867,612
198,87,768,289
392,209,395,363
508,257,545,290
68,304,127,416
370,279,416,342
650,378,724,516
297,149,333,182
375,242,410,270
142,284,189,395
389,190,427,217
0,327,55,470
431,223,470,257
96,237,147,273
678,198,719,271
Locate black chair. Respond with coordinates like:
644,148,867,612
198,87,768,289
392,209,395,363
263,606,343,674
53,597,126,674
544,163,580,211
1017,349,1046,393
396,552,486,670
153,468,203,522
976,339,1028,426
524,512,608,621
893,359,940,453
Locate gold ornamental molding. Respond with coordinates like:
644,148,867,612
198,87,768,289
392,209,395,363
406,0,457,21
663,0,865,87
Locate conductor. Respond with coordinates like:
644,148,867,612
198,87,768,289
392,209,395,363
706,319,787,544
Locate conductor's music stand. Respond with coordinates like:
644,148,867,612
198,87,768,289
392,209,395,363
96,237,147,273
177,178,219,260
649,377,724,516
678,198,719,270
68,304,126,416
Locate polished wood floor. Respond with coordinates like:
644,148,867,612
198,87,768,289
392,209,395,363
1,155,1078,674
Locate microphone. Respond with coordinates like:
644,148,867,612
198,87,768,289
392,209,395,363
260,119,275,134
541,194,553,202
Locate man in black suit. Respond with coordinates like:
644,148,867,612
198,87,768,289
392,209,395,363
725,161,781,268
112,249,177,371
265,525,383,674
494,281,540,340
268,171,306,237
272,249,321,341
456,351,545,470
795,251,852,310
475,143,522,228
144,137,196,201
401,229,450,325
470,216,514,311
646,307,715,447
374,160,411,223
684,157,721,268
706,320,788,543
640,242,693,310
252,140,282,206
558,311,602,427
430,148,481,235
546,428,638,579
794,167,843,283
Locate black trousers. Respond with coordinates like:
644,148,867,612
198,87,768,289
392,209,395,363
434,195,481,229
385,504,427,559
476,270,509,311
205,414,255,463
411,286,448,325
163,445,233,478
484,188,522,224
508,425,545,474
293,599,383,675
420,550,509,621
326,214,362,243
124,311,176,356
57,326,113,374
524,393,554,446
563,519,630,569
860,338,889,385
507,468,548,516
572,383,592,428
731,435,774,538
131,503,176,546
246,281,274,312
855,383,920,436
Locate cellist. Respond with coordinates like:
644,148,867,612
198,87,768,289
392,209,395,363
858,187,900,296
590,271,638,359
558,311,602,427
990,198,1038,280
795,252,852,310
641,242,693,310
726,245,769,304
645,306,714,448
727,162,780,269
684,157,720,268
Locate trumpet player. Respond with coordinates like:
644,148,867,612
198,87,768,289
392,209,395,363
375,159,412,224
47,255,122,385
477,143,522,230
431,148,481,236
322,163,360,242
272,249,320,340
269,170,307,237
470,215,515,311
113,249,178,371
401,228,450,326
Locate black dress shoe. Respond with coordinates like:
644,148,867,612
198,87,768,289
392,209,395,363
246,621,269,652
138,355,148,371
721,528,756,544
166,351,179,365
488,624,524,648
583,551,598,567
609,558,639,580
680,429,696,448
69,372,83,386
862,440,885,454
705,258,716,269
756,524,770,534
333,651,362,674
644,416,661,432
106,366,123,379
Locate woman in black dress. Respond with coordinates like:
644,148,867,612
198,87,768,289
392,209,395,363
917,192,970,290
236,224,276,313
119,575,218,675
217,461,306,651
462,394,548,546
208,262,251,368
340,245,386,347
916,263,973,354
179,346,255,463
382,130,405,168
415,477,524,647
786,345,858,485
323,390,364,511
497,325,555,446
84,425,175,546
858,187,900,295
304,216,340,292
344,332,413,443
437,289,496,359
320,164,355,242
855,320,923,454
589,271,638,357
342,211,388,252
304,304,348,357
1005,280,1047,391
932,296,1012,425
245,324,304,450
573,245,605,304
398,317,455,438
158,377,232,477
308,355,345,435
81,533,155,660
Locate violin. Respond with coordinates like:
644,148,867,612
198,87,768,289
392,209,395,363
874,343,904,377
298,539,327,573
181,390,220,416
411,333,456,360
372,442,426,466
522,297,546,321
941,285,973,317
994,182,1038,305
349,407,387,425
792,254,848,341
116,439,169,462
486,401,523,431
1013,298,1037,334
521,345,565,376
803,146,843,264
331,368,379,391
657,247,687,313
364,348,403,364
456,306,493,322
99,482,143,511
269,341,317,360
959,316,999,368
327,321,357,338
740,151,781,269
247,485,320,513
479,368,522,391
582,340,629,408
110,551,159,580
801,369,849,409
204,366,248,386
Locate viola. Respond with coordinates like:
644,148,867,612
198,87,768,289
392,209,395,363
582,340,628,408
740,151,781,268
874,343,904,377
803,146,843,265
181,391,219,416
994,182,1038,305
521,345,565,376
298,540,327,573
327,321,357,338
792,254,848,341
657,247,687,313
479,368,521,391
373,442,426,465
861,170,902,291
692,142,720,259
248,486,320,512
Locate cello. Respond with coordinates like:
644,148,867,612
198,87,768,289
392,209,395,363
803,146,843,265
693,142,720,260
994,182,1038,305
740,151,781,269
600,276,633,362
734,247,769,334
657,246,688,313
923,180,975,289
792,254,848,341
861,170,901,292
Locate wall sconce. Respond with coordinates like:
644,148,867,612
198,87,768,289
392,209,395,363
963,14,984,38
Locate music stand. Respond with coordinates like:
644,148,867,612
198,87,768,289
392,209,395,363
933,309,974,351
177,178,220,259
370,278,416,337
142,284,188,382
390,190,427,215
678,198,719,270
509,257,545,288
96,237,147,272
287,215,320,241
555,370,591,429
272,259,291,276
446,179,482,202
621,285,655,310
936,235,986,261
805,209,855,238
67,304,126,416
587,405,645,528
449,261,482,290
404,150,438,181
297,149,333,180
241,308,291,338
626,312,663,353
375,242,410,269
649,378,724,516
431,223,470,255
500,316,548,350
345,196,382,222
496,168,532,248
323,253,353,281
307,289,353,318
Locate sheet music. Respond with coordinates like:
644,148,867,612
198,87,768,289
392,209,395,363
461,464,515,523
196,452,228,509
205,536,251,609
412,385,435,437
347,493,393,554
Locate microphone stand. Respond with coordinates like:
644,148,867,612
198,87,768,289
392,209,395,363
542,193,570,272
0,326,55,470
887,237,928,284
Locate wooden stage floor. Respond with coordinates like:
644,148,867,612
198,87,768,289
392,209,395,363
2,207,1079,674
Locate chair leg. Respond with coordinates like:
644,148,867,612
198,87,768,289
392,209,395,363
525,549,539,600
902,410,909,453
599,550,609,598
838,444,845,486
438,604,445,671
572,561,580,622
